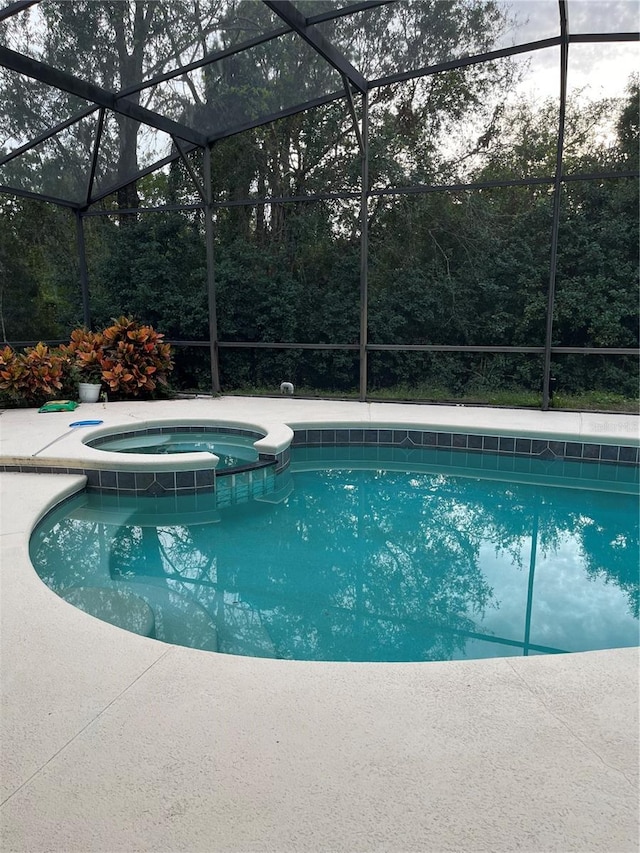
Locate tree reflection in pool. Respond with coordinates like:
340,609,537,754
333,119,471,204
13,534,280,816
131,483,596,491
29,449,639,661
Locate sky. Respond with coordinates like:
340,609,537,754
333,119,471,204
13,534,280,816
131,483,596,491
507,0,639,101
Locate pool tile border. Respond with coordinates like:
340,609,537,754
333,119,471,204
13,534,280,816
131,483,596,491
291,428,639,466
1,426,637,497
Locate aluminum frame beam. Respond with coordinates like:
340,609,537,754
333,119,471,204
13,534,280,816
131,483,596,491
0,0,37,22
8,338,636,358
83,108,104,208
264,0,368,93
542,0,569,411
358,92,369,401
173,136,206,204
570,32,639,43
81,203,203,217
307,1,396,26
202,147,221,394
368,345,640,355
0,183,80,208
75,210,91,328
342,76,364,154
217,342,359,350
0,45,207,147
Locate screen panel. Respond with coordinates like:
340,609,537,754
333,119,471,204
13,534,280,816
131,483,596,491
0,112,98,203
563,41,639,174
491,0,561,48
315,0,560,83
139,31,344,140
0,72,95,159
368,47,561,189
566,0,639,34
367,350,545,403
215,196,361,347
554,178,639,350
367,187,553,348
91,111,176,200
211,99,361,204
0,1,286,92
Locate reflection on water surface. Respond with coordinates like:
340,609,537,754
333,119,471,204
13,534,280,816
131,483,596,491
30,448,639,661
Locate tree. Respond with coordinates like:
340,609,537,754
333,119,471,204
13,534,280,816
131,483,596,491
2,3,635,401
0,196,79,341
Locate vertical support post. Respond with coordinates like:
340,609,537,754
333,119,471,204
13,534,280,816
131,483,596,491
542,0,569,410
203,145,221,394
75,209,91,328
358,91,369,402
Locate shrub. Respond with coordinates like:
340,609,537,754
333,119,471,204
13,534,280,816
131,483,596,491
0,318,174,407
60,327,106,384
99,316,174,398
0,343,67,406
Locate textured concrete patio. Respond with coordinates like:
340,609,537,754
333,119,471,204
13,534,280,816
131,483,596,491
1,397,638,852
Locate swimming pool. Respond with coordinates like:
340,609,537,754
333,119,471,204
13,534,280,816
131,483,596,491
29,444,639,661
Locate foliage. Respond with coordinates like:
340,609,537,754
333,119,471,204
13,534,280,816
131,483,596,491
0,318,174,406
0,343,67,406
99,316,174,398
90,213,207,338
0,4,637,405
60,327,105,383
0,198,80,342
552,390,638,414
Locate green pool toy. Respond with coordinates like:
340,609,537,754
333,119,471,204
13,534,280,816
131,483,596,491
38,400,79,413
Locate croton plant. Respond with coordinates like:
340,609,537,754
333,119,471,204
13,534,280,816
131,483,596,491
100,316,174,397
0,342,66,406
0,317,174,406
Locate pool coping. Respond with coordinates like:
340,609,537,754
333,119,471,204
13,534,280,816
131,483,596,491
1,397,638,852
0,400,637,498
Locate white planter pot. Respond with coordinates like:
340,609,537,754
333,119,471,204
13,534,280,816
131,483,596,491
78,382,101,403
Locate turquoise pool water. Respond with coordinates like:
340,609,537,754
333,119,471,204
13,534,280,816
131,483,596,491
92,431,259,470
30,447,639,661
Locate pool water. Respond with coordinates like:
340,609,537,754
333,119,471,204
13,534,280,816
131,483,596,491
93,431,259,470
30,447,639,661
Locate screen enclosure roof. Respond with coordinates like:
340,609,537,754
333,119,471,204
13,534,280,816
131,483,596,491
0,0,638,209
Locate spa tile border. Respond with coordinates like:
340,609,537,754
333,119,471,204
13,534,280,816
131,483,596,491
263,447,290,474
0,458,279,497
291,428,639,466
0,441,291,496
87,424,263,448
83,424,279,495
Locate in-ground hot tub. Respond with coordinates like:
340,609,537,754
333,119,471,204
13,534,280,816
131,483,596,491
88,428,261,471
77,422,294,498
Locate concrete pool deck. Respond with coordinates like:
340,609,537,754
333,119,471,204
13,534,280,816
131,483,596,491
1,397,638,853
